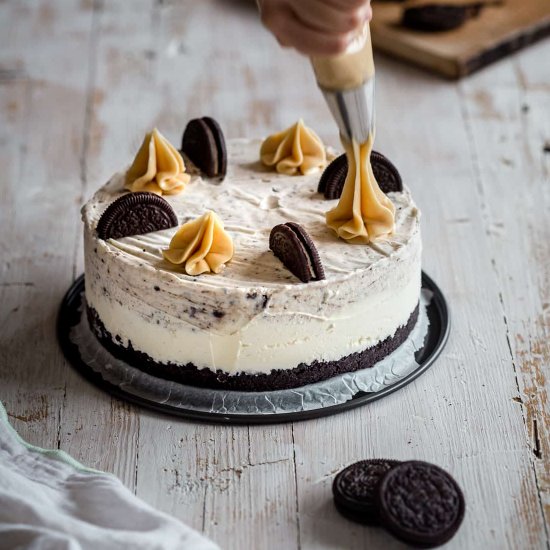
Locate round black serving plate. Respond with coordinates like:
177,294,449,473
57,272,449,424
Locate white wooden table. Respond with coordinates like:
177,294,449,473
1,1,549,548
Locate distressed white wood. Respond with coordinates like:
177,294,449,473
1,1,549,548
293,55,548,548
459,40,550,535
0,0,93,450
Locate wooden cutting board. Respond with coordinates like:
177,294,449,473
370,0,550,78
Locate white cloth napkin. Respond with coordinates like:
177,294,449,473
0,401,219,550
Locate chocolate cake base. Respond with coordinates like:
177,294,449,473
87,304,420,392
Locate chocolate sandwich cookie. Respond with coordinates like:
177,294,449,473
318,151,403,199
377,461,465,548
269,222,325,283
402,3,484,32
181,117,227,178
371,151,403,194
96,192,178,240
333,459,401,525
317,153,348,199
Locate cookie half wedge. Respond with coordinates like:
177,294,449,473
269,222,325,283
181,117,227,178
96,192,178,240
318,151,403,199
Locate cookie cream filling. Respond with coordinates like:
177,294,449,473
82,138,421,376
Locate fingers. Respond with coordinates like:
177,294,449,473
292,0,371,33
268,5,353,55
324,0,369,9
259,0,372,56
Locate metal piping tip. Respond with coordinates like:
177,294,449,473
319,77,375,144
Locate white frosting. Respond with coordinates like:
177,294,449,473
82,139,421,375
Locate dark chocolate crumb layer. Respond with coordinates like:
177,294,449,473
86,303,419,392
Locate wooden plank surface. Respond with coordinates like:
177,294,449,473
371,0,550,78
1,1,549,548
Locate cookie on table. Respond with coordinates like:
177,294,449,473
332,459,401,525
377,460,465,548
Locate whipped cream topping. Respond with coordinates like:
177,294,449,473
125,128,190,195
260,119,327,176
163,211,233,275
83,138,421,374
84,140,418,289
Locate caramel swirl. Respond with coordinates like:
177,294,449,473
125,128,190,195
163,211,233,275
326,135,395,243
260,119,326,176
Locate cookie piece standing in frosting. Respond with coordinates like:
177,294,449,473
269,223,325,283
377,461,465,548
318,153,348,198
125,128,191,195
202,116,227,178
285,222,325,281
319,152,403,199
180,117,227,179
96,192,179,240
370,151,403,194
260,119,327,176
163,210,234,276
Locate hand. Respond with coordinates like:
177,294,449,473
257,0,372,56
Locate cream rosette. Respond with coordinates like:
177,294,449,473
125,128,191,195
163,211,234,275
260,119,327,176
326,135,395,243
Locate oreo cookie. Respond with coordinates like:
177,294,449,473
317,151,403,200
96,192,178,240
181,117,227,178
269,222,325,283
402,4,482,32
371,151,403,193
377,461,465,548
333,459,401,525
317,153,348,199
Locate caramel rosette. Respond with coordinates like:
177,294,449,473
326,135,395,243
163,211,234,275
260,119,327,176
125,128,191,195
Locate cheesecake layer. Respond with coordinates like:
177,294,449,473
82,139,421,379
87,303,419,391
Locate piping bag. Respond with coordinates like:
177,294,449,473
310,23,396,243
310,22,375,144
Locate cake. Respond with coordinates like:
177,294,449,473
81,122,421,392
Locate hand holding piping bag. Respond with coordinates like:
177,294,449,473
257,0,372,57
258,0,395,243
258,0,375,145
